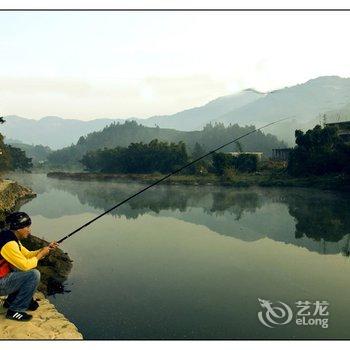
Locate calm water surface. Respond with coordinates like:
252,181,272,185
6,173,350,339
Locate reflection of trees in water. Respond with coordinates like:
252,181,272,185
127,189,188,214
282,191,350,256
19,174,350,255
49,179,264,222
51,179,350,246
341,234,350,257
51,180,204,218
285,193,350,241
208,192,262,220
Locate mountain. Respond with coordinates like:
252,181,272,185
0,115,124,150
2,76,350,148
0,90,264,149
136,76,350,143
213,76,350,144
136,89,265,130
47,121,286,166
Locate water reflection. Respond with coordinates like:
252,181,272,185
6,173,350,339
7,173,350,256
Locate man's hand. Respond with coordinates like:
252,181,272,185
48,241,59,250
36,246,51,260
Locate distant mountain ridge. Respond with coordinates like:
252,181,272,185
0,115,124,149
137,89,265,130
216,76,350,125
2,75,350,148
0,90,264,149
136,76,350,143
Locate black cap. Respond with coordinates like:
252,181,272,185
5,212,32,230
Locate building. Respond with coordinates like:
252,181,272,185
326,121,350,144
272,148,292,161
228,152,264,161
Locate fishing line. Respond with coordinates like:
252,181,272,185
57,117,290,244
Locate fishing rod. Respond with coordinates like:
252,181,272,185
57,117,290,244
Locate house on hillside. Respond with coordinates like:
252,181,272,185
228,152,264,161
326,121,350,144
271,148,292,161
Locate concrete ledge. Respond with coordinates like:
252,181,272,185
0,292,83,339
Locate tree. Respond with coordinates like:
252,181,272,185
6,145,33,172
212,153,234,175
47,120,286,167
235,154,258,172
235,141,243,153
80,139,189,174
0,134,11,172
0,117,32,172
288,124,350,176
212,152,258,175
187,142,209,175
0,117,11,172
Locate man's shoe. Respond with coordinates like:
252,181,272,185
27,299,39,311
3,298,39,311
6,309,33,322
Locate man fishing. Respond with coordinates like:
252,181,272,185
0,119,287,324
0,212,58,322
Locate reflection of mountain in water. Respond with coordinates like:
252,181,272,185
10,174,350,256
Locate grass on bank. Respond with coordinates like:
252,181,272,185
46,169,350,192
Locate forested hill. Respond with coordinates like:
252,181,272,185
47,120,286,166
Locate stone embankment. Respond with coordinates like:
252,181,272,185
0,177,83,339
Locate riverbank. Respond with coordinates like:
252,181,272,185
0,177,83,339
0,292,82,339
47,171,350,192
0,178,36,213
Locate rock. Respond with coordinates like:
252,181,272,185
21,235,73,295
0,179,36,214
0,292,83,339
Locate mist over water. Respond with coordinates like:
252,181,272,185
7,173,350,339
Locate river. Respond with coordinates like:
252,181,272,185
5,173,350,339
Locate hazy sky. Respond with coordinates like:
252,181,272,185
1,11,350,120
